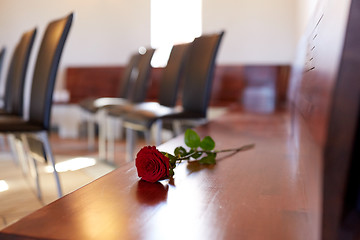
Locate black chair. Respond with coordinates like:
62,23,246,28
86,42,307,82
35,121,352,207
0,47,5,148
108,43,190,116
0,47,4,74
92,49,155,110
0,29,36,158
0,47,5,108
0,29,37,116
78,53,141,150
79,53,141,113
0,13,73,198
83,49,155,162
122,31,224,161
106,43,191,162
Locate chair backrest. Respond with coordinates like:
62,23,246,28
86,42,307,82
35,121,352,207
0,47,5,93
117,53,141,99
0,47,6,105
158,43,190,107
28,13,73,130
127,48,155,103
4,29,37,115
181,31,224,117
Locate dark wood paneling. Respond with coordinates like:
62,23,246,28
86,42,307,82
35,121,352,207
321,0,360,238
289,0,360,239
66,67,124,103
210,65,247,105
66,65,290,107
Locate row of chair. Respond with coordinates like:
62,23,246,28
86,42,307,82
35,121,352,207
0,13,74,198
79,31,225,163
79,48,155,161
122,32,224,161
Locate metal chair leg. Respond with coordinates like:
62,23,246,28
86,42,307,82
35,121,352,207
98,110,107,161
116,118,124,140
31,157,42,201
172,120,182,136
106,116,115,164
87,118,96,150
20,134,42,200
0,135,5,151
144,130,151,145
38,131,63,198
153,119,163,146
7,134,20,166
126,128,136,162
13,135,30,175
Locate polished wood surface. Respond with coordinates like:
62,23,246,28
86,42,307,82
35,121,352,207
3,0,359,238
1,108,318,240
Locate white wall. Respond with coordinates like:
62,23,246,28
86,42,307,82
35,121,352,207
0,0,150,101
296,0,319,41
0,0,304,103
203,0,298,65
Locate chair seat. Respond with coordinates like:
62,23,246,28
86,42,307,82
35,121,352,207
94,97,131,109
123,103,205,129
0,115,43,132
104,98,138,116
78,97,98,113
80,97,132,114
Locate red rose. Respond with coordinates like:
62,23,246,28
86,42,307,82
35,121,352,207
135,146,170,183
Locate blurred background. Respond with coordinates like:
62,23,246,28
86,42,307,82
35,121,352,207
0,0,317,127
0,0,320,229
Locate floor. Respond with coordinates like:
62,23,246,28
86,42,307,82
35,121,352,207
0,107,227,230
0,133,145,230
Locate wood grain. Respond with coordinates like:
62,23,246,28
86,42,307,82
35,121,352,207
1,108,319,240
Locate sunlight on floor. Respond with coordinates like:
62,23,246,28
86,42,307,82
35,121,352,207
0,180,9,192
44,157,97,173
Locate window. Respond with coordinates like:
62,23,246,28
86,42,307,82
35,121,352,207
150,0,202,67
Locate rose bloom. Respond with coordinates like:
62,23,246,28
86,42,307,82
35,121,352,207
135,146,170,183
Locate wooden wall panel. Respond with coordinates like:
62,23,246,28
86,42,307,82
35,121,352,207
66,67,124,103
289,0,360,238
65,65,290,107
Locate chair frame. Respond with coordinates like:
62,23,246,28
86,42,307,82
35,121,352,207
80,53,141,150
0,13,73,198
106,43,191,163
123,32,225,162
95,49,155,163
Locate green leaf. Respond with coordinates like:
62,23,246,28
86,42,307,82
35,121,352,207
199,136,215,151
207,152,217,158
161,151,175,159
169,168,174,178
174,146,187,157
198,154,216,165
191,151,203,159
184,129,200,148
161,151,176,165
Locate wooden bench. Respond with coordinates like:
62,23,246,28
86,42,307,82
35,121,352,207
0,0,358,239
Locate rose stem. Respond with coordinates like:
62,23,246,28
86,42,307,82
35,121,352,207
177,143,255,161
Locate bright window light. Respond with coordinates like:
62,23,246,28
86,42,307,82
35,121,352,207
45,157,96,173
151,0,202,67
0,180,9,192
